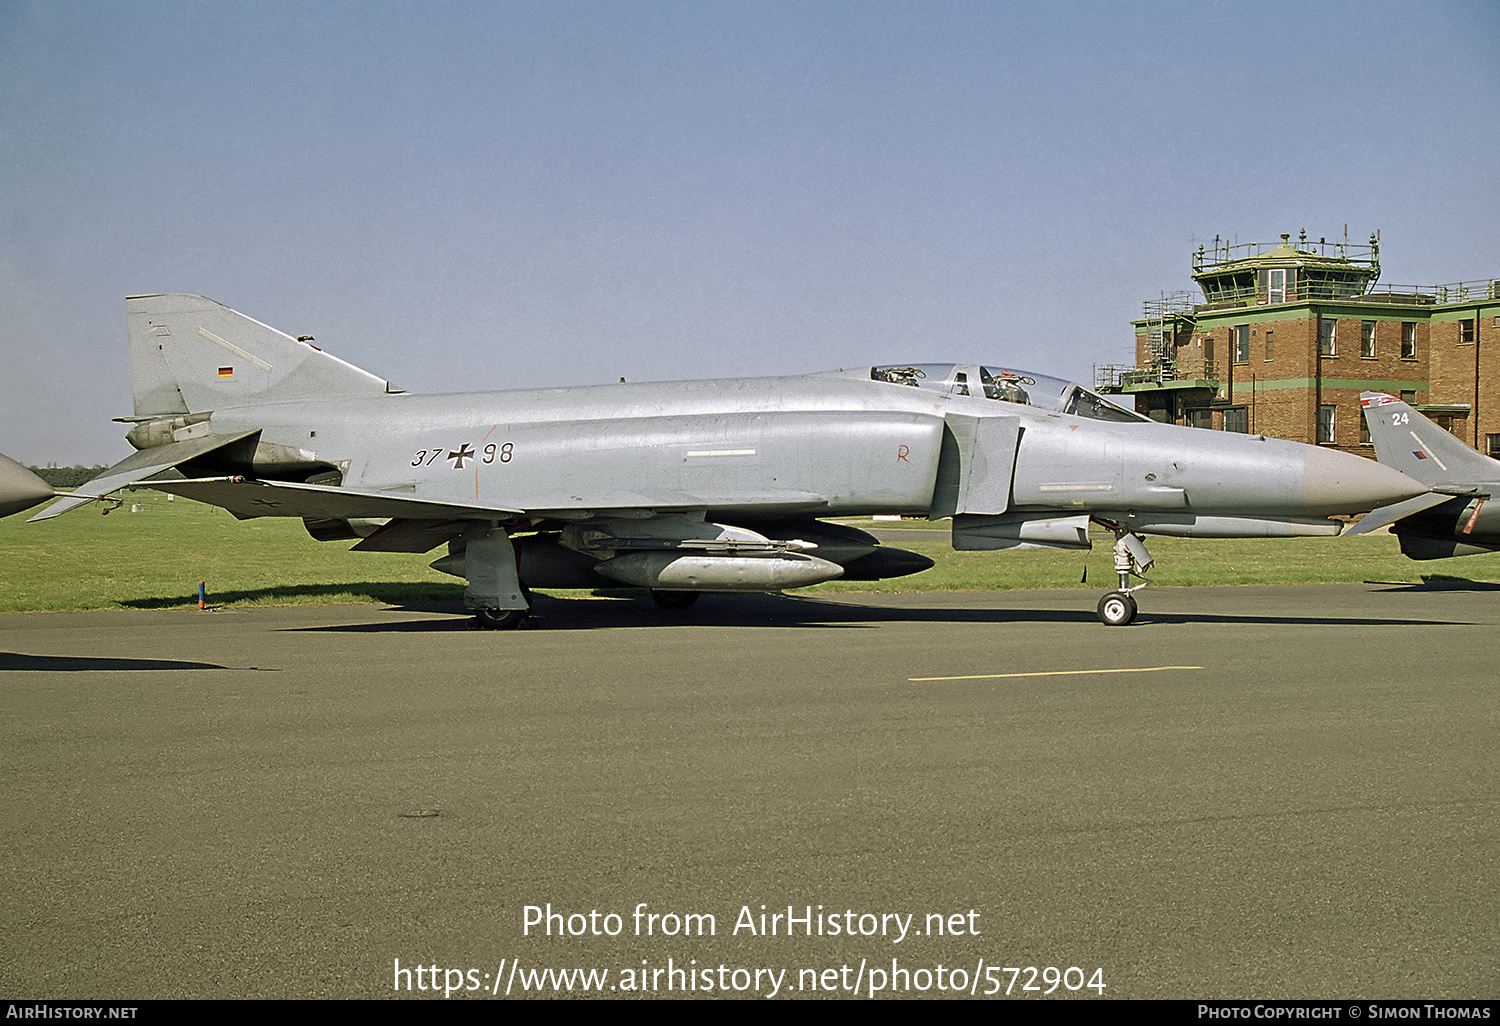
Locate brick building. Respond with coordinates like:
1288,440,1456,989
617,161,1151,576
1097,231,1500,457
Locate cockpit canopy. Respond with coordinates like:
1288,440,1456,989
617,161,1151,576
870,363,1145,423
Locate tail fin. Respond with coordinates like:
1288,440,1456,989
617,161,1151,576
1360,392,1500,487
128,294,402,416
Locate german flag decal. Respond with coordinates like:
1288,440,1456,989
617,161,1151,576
218,367,233,378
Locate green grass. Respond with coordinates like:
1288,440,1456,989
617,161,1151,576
0,490,462,613
3,494,1499,614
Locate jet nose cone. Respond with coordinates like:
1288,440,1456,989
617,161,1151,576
1302,446,1427,515
0,454,54,518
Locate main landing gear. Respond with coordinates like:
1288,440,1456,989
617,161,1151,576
474,607,527,630
1094,522,1154,627
463,523,531,630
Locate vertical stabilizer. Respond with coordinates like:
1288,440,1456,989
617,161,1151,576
128,294,399,416
1360,392,1500,488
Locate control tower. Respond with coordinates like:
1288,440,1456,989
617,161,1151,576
1097,230,1497,456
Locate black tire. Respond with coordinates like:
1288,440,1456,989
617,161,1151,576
651,590,700,610
474,608,526,630
1097,591,1137,627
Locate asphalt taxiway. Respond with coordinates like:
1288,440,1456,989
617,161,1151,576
2,584,1496,999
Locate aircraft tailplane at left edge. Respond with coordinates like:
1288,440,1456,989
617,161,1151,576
0,454,53,518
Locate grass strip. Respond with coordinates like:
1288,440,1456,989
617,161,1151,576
3,492,1497,613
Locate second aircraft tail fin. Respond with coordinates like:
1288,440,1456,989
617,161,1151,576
1360,392,1500,487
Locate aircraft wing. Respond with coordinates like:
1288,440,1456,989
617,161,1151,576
148,477,526,522
27,430,262,521
148,476,827,525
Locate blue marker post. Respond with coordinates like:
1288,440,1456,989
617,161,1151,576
197,581,206,611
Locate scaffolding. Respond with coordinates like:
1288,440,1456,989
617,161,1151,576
1096,292,1199,392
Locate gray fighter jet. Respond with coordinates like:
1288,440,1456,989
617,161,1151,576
1349,392,1500,558
31,295,1427,625
0,454,54,518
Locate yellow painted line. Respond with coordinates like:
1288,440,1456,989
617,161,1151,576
910,665,1203,682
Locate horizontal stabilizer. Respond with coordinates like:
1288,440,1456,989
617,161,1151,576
1343,492,1467,537
147,477,526,522
27,430,261,521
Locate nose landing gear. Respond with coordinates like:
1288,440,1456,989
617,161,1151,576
1094,521,1154,626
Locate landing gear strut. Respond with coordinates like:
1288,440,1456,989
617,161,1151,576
1094,522,1154,626
462,523,531,630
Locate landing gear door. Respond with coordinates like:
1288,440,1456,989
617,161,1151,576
929,413,1020,519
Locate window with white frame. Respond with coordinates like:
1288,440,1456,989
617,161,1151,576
1268,268,1289,303
1319,319,1337,357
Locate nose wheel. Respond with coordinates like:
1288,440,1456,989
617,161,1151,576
1097,591,1137,627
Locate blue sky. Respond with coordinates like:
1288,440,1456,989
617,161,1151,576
3,0,1497,464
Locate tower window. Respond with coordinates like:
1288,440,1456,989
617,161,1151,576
1319,319,1337,357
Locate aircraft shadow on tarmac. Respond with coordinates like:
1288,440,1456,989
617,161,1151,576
0,652,231,672
120,581,461,610
284,590,1466,633
1369,575,1500,593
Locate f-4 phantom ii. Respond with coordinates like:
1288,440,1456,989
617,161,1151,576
33,294,1428,626
1349,392,1500,558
